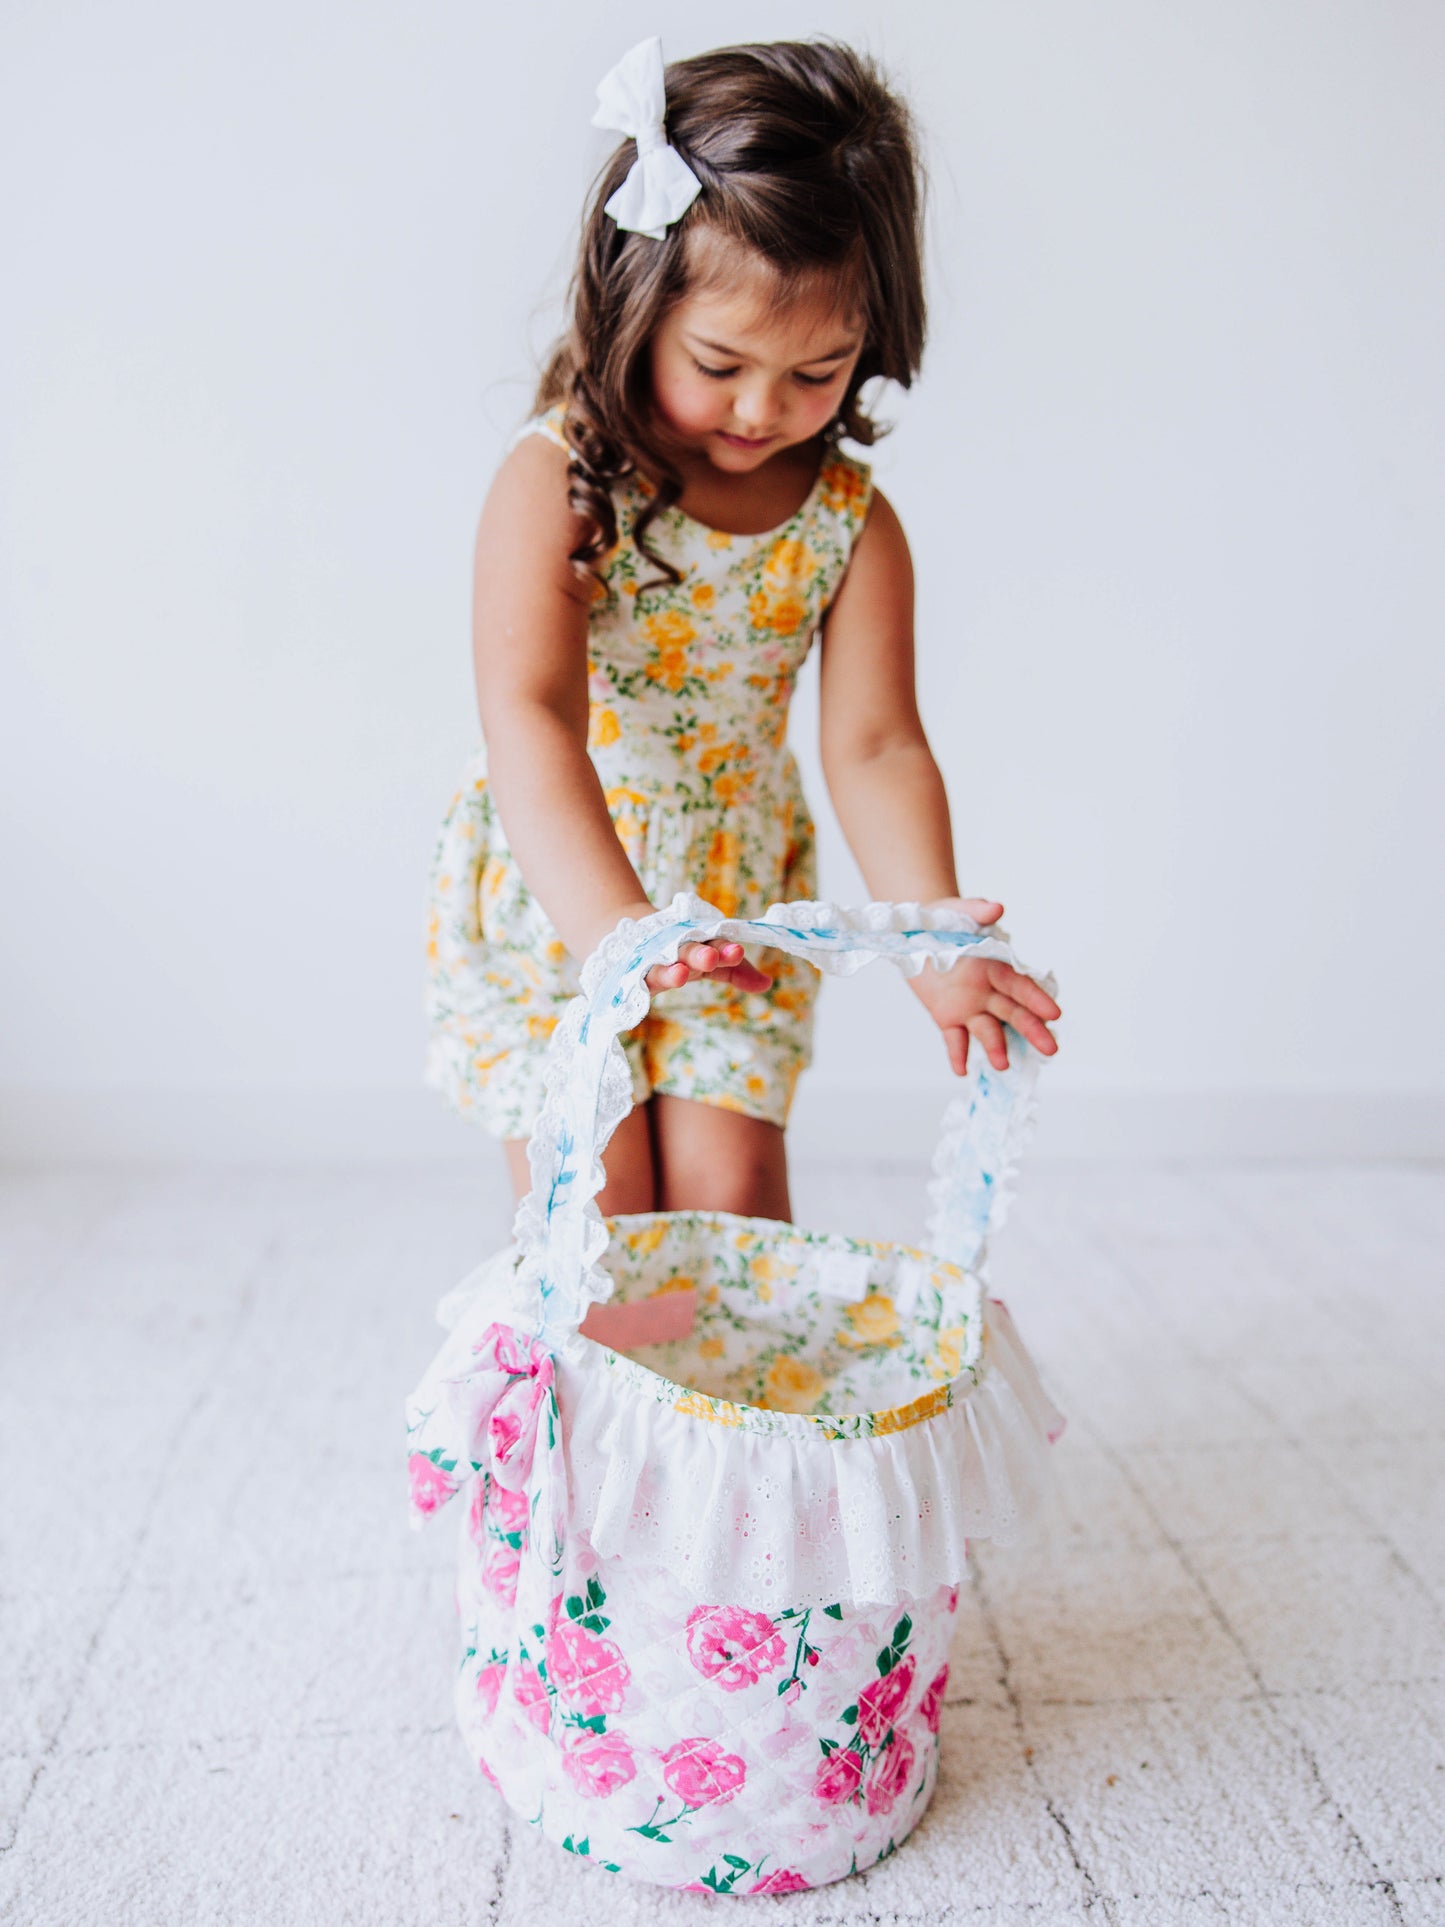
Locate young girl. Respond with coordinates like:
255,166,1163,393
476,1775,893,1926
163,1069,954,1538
425,35,1060,1220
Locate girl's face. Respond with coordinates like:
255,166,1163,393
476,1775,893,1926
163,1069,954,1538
649,258,864,475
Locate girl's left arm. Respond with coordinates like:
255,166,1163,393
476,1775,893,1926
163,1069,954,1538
817,488,1061,1075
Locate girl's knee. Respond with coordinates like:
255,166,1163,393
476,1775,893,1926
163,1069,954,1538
655,1103,791,1219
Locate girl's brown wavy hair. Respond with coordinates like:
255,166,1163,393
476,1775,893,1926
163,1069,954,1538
535,38,926,587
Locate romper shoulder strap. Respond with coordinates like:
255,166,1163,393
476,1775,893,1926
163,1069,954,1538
508,402,570,456
810,444,875,561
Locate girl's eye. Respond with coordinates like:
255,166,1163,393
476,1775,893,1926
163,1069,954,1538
793,370,838,387
693,361,738,381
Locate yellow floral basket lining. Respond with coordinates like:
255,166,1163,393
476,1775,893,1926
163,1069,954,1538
580,1209,981,1443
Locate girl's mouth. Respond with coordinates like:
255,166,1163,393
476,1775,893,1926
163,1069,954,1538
716,430,776,450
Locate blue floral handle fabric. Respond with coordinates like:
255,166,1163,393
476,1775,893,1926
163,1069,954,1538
508,895,1055,1350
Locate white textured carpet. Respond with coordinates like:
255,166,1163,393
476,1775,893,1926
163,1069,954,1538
2,1161,1442,1925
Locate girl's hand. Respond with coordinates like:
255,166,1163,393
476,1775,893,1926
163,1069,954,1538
647,939,773,996
601,903,773,996
912,897,1061,1076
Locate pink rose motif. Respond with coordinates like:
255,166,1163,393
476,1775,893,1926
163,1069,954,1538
560,1728,637,1800
919,1664,948,1735
481,1322,550,1377
487,1482,530,1539
511,1658,550,1734
660,1738,747,1809
749,1869,810,1894
857,1655,916,1747
480,1535,520,1606
546,1621,631,1717
474,1662,506,1718
865,1730,916,1816
407,1452,456,1516
781,1680,803,1707
487,1374,550,1486
685,1606,786,1692
812,1746,863,1806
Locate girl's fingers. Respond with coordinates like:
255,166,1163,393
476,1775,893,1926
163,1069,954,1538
678,942,722,972
933,895,1005,928
648,945,771,995
943,1024,969,1076
968,1011,1010,1071
725,961,773,993
984,993,1058,1054
645,960,688,992
956,897,1004,925
1010,1008,1059,1054
676,940,748,973
988,963,1060,1020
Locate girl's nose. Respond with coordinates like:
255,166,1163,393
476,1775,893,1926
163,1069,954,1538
733,385,783,433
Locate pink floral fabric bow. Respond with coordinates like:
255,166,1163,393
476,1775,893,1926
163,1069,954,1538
407,1321,556,1520
483,1323,556,1489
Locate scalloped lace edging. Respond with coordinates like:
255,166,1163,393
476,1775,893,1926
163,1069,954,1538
514,895,1052,1347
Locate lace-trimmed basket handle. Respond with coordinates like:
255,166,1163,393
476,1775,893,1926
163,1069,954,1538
512,894,1056,1350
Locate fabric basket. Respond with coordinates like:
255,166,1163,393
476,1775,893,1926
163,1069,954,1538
406,896,1063,1895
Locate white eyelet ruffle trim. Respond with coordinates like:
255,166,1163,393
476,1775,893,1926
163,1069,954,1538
418,1258,1064,1611
559,1298,1062,1608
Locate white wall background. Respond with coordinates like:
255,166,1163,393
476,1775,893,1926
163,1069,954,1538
2,0,1442,1162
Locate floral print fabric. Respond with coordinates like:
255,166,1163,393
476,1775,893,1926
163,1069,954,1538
583,1212,981,1434
435,1440,956,1892
423,407,874,1139
405,1253,969,1888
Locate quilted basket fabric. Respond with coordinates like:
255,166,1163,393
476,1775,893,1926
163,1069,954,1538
406,1217,1059,1891
458,1469,957,1893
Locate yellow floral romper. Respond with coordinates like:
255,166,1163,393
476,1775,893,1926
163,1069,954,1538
423,404,875,1140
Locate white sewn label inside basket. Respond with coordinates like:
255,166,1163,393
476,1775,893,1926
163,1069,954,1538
891,1256,929,1323
816,1250,873,1302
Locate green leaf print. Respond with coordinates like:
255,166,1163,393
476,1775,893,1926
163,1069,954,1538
562,1837,621,1874
565,1578,611,1635
877,1614,914,1674
823,1602,844,1620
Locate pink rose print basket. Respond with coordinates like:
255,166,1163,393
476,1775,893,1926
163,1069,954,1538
406,897,1063,1894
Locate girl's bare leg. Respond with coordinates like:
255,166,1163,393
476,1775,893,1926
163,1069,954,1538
503,1098,657,1214
652,1094,791,1222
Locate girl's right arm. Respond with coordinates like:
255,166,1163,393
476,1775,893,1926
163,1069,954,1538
471,434,768,993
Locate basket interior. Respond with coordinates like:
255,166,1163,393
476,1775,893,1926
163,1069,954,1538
585,1210,981,1418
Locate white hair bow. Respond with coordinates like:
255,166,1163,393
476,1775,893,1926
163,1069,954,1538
591,36,702,240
